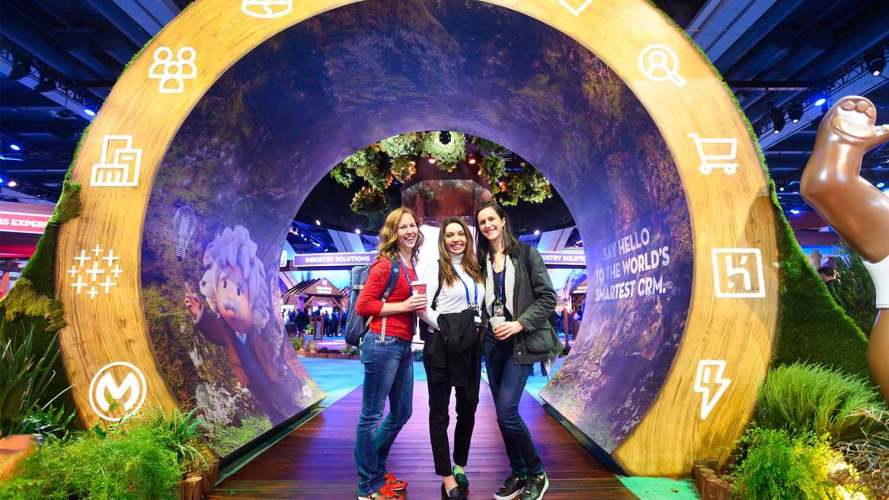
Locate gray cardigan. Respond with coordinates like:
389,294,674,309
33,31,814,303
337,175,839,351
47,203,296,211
483,243,559,365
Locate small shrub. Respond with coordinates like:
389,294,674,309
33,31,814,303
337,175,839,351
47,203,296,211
0,420,182,499
17,404,75,441
306,340,318,353
0,321,71,437
732,428,838,499
139,408,208,471
756,363,884,442
291,336,304,352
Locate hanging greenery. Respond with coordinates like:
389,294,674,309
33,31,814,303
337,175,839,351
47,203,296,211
390,157,416,183
379,133,421,158
479,154,506,190
330,132,552,214
421,131,466,171
350,186,387,214
497,165,552,206
330,164,355,187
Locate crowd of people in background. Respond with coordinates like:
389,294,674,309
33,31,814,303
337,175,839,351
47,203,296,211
285,306,349,339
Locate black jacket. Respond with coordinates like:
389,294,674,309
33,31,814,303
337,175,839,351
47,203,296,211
482,243,559,365
423,308,482,387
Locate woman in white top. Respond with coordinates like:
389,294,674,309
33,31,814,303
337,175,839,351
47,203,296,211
419,217,486,500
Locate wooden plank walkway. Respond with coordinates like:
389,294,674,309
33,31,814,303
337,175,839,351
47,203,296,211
209,382,635,499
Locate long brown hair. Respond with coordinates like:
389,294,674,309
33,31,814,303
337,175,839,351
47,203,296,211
438,217,484,286
377,207,423,262
475,201,521,265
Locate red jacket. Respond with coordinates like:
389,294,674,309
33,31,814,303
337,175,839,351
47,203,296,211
355,258,417,342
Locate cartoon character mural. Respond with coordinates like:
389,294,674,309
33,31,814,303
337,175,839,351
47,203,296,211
184,225,305,422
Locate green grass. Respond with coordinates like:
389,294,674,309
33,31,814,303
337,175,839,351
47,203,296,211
756,363,884,442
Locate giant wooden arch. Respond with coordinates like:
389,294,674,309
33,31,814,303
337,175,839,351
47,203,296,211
55,0,779,476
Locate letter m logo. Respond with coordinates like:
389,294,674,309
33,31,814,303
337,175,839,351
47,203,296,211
95,372,141,412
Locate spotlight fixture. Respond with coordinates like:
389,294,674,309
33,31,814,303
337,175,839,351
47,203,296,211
813,96,827,107
468,155,476,165
35,73,56,93
9,144,21,152
788,101,803,124
84,109,96,117
779,186,785,192
8,55,30,81
439,131,451,145
770,106,785,134
789,209,800,215
533,229,540,236
867,49,885,77
877,181,886,189
7,180,18,188
315,219,321,226
355,228,361,235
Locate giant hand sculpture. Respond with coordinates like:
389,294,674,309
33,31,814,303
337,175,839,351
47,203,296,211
800,96,889,401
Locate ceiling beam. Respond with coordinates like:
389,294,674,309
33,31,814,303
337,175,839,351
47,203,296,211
0,59,96,122
757,68,888,149
687,0,777,63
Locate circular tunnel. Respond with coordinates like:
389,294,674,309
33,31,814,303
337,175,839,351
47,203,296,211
54,0,779,476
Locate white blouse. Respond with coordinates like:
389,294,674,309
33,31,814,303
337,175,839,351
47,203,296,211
419,254,486,329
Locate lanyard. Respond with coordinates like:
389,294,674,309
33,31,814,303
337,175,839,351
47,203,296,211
496,268,506,303
455,272,478,307
398,256,415,293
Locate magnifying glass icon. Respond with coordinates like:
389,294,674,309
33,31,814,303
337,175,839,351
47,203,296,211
638,44,687,88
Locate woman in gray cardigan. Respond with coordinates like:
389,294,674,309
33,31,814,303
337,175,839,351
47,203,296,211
475,202,559,500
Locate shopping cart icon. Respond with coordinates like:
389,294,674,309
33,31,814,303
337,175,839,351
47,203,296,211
688,133,738,175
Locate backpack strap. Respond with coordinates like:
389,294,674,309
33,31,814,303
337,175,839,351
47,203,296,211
378,257,401,341
431,262,444,310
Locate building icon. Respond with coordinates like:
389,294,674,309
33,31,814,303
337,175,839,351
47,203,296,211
90,135,142,187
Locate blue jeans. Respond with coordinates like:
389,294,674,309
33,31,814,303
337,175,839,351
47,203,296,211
484,337,544,476
355,333,414,495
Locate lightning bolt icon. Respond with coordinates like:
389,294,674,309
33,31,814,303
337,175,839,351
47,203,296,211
694,360,731,420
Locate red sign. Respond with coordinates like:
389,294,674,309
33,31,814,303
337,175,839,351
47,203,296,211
0,211,50,234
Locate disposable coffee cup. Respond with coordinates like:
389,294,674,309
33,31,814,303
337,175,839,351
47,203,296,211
410,281,427,310
489,316,505,330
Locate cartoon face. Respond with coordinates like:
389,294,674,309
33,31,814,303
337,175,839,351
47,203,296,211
214,264,253,333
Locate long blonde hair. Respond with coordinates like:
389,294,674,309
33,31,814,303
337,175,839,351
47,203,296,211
438,217,484,286
377,207,423,262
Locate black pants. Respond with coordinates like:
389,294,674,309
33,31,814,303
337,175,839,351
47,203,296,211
425,362,481,476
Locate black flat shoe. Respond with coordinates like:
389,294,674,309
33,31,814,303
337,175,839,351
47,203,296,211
441,483,467,500
454,468,469,495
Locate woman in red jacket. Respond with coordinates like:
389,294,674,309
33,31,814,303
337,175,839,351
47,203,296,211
354,207,427,500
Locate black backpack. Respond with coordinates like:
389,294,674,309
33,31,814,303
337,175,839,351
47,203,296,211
344,258,400,346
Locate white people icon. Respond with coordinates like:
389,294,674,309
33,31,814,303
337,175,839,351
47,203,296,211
148,46,197,94
638,44,687,87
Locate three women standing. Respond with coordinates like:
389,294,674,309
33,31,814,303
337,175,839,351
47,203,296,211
354,202,558,500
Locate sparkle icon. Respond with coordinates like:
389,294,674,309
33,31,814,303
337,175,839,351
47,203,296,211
69,245,123,300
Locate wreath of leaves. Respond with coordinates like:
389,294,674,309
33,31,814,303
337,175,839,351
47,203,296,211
330,132,552,214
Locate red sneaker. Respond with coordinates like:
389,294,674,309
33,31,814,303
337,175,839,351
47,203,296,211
358,483,404,500
384,472,408,492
